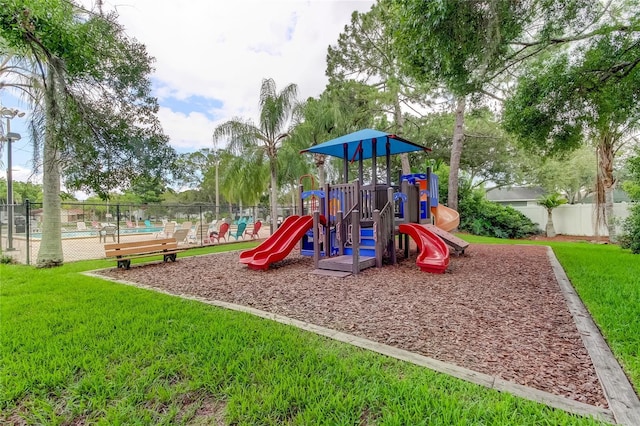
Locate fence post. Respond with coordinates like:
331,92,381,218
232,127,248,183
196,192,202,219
116,204,121,243
25,199,30,265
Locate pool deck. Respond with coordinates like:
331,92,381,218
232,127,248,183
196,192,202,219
1,224,268,265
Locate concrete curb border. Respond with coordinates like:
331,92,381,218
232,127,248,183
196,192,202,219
85,260,616,423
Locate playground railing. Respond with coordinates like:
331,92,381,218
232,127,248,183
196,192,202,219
361,184,390,222
335,201,360,256
327,181,360,223
373,188,396,267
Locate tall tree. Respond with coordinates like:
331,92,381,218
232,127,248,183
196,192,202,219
405,107,526,190
392,0,603,213
529,146,597,204
213,78,298,231
326,1,431,175
1,1,174,266
504,27,640,241
289,94,345,188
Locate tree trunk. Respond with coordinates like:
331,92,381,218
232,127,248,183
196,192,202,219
545,209,556,237
394,93,411,175
596,134,617,242
270,157,279,232
314,153,326,189
37,70,64,267
448,97,466,213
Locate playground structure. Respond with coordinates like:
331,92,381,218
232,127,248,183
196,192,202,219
240,129,469,274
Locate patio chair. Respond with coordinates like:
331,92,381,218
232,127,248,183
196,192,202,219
98,225,117,243
244,220,262,239
180,221,192,231
144,219,152,228
211,222,229,244
77,222,88,231
228,222,247,240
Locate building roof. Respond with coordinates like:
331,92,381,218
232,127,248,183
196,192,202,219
486,187,545,202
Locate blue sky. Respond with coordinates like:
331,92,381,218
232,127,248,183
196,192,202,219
1,0,374,193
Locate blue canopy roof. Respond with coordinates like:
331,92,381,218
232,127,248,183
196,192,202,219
300,129,430,160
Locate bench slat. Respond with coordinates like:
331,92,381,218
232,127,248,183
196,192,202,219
105,238,178,258
105,246,179,258
104,238,176,250
110,250,182,261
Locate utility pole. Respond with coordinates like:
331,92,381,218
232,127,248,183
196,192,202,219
1,107,25,251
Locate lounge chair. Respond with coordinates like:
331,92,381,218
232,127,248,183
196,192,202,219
77,222,88,231
189,223,211,244
244,220,262,239
211,222,229,244
180,221,192,231
126,220,135,228
156,222,176,238
144,219,152,228
228,222,247,240
172,228,190,245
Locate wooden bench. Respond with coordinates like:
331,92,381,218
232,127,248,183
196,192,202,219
104,238,183,269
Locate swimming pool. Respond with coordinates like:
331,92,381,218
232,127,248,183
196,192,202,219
30,227,163,239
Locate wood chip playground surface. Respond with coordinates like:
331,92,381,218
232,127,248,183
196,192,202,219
94,243,640,423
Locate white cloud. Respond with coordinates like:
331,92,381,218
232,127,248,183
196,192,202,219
4,1,374,181
107,0,374,149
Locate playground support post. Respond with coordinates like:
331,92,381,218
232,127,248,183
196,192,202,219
387,187,396,266
336,210,344,256
312,211,320,269
351,210,359,275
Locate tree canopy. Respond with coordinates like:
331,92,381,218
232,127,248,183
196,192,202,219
1,0,175,266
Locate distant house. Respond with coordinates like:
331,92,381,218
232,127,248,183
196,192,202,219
486,187,545,207
61,208,85,222
580,189,632,204
28,208,85,227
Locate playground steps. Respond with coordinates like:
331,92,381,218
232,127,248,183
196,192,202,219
423,224,469,255
318,255,376,273
343,227,376,257
309,269,352,278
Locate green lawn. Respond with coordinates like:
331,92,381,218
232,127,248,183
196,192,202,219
2,238,635,425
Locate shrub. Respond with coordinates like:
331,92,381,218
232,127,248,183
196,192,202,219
0,254,17,264
458,190,541,239
619,203,640,254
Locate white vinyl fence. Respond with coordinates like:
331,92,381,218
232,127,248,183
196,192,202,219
512,202,633,237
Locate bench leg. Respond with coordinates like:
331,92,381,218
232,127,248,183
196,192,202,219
163,253,177,263
117,259,131,269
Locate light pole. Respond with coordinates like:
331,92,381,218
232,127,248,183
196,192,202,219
212,136,220,221
1,107,25,251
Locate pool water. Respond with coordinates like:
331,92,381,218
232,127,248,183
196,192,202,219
30,227,163,239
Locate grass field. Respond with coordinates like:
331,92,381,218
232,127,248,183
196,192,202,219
2,238,636,424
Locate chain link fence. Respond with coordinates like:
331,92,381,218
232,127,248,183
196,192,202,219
0,201,295,265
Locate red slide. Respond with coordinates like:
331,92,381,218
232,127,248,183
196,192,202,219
240,215,300,264
399,223,450,274
242,215,322,270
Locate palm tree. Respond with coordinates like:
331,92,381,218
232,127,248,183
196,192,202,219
537,193,567,237
289,95,344,189
213,78,298,231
